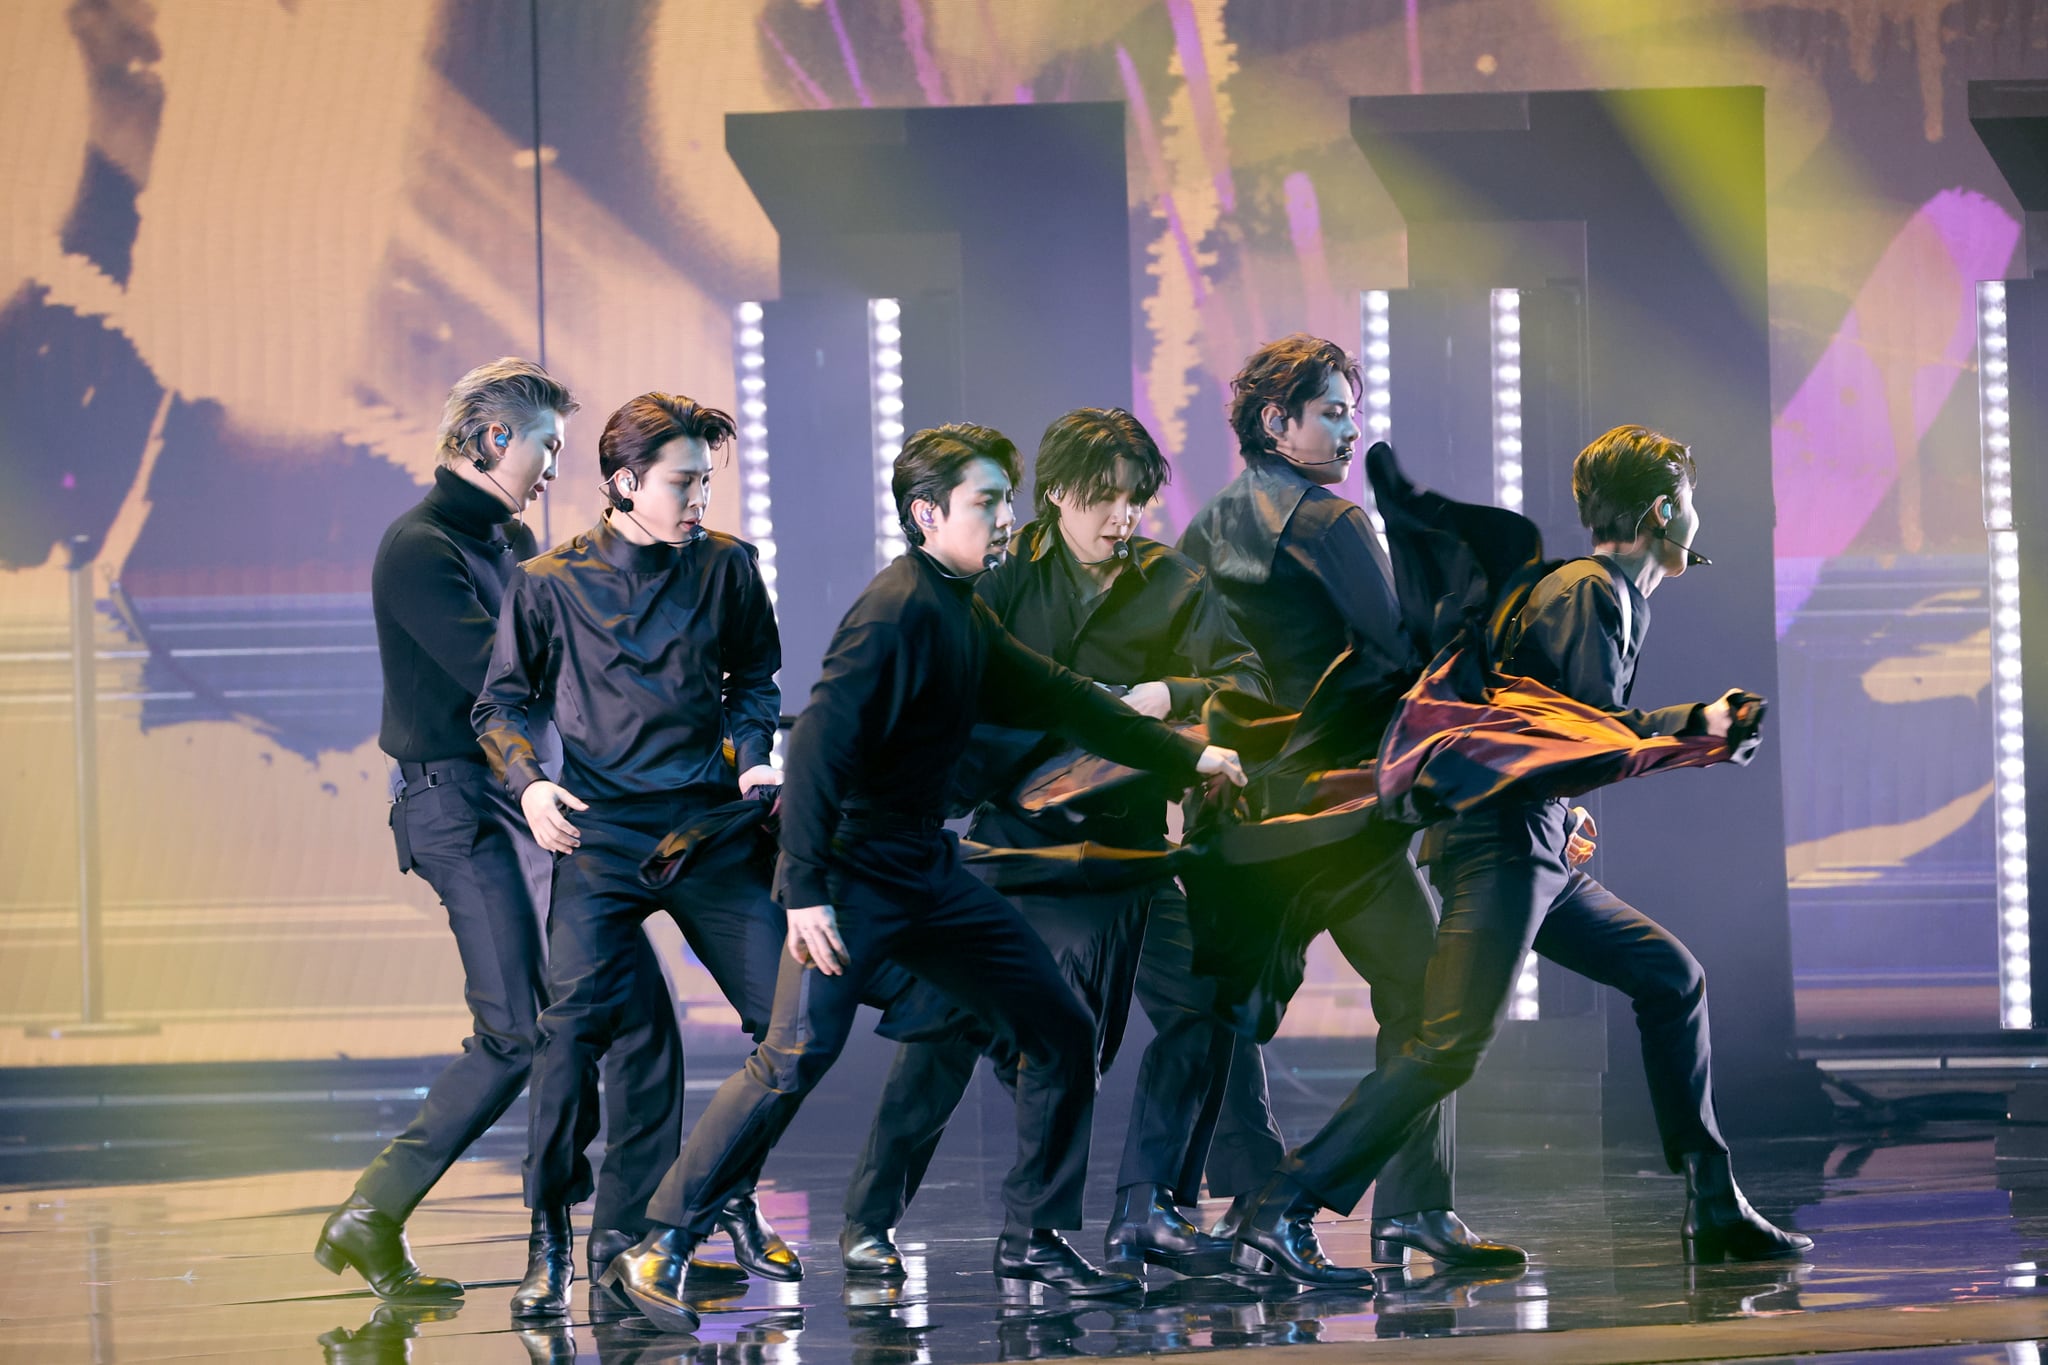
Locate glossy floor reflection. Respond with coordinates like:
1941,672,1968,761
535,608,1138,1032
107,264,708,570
7,1117,2048,1363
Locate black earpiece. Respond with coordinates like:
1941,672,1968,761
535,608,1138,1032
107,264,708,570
603,472,635,514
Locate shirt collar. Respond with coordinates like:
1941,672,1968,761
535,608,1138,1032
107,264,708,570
425,465,516,542
909,545,982,599
590,512,683,574
1199,457,1318,585
1020,517,1153,582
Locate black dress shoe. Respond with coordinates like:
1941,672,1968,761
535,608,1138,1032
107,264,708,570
715,1188,803,1281
840,1221,906,1279
510,1206,574,1320
1105,1182,1233,1274
598,1227,701,1335
1370,1209,1527,1267
1681,1151,1812,1263
314,1193,465,1302
996,1227,1144,1298
1228,1178,1376,1289
586,1228,635,1291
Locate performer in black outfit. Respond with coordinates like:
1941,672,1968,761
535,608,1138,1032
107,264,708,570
836,409,1268,1279
1231,424,1811,1278
1172,335,1521,1285
603,424,1249,1334
316,359,588,1301
473,393,793,1318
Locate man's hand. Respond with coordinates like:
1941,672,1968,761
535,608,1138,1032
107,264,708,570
1197,745,1248,788
1702,689,1757,741
1122,681,1173,719
1566,808,1598,867
738,764,782,798
521,780,588,855
785,905,850,975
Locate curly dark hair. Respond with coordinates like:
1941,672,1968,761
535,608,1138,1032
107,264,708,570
1227,334,1362,462
892,423,1021,546
1573,424,1698,543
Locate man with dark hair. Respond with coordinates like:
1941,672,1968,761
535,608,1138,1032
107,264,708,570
1173,334,1520,1286
1230,423,1809,1276
474,392,792,1318
837,408,1268,1279
602,423,1249,1334
315,359,580,1301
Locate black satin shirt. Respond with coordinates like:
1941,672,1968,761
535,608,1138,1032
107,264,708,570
1497,556,1699,739
774,548,1207,910
1179,457,1405,711
473,516,781,803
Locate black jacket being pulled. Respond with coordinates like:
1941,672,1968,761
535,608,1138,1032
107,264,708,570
774,548,1208,910
1178,457,1406,711
971,519,1268,846
1498,556,1700,739
372,466,537,764
473,516,781,804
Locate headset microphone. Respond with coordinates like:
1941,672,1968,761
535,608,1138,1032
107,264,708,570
470,428,528,525
1652,525,1713,567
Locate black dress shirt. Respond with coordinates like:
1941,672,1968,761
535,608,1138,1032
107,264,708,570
473,516,781,803
774,548,1208,910
978,520,1269,719
1178,457,1405,711
372,466,536,764
1498,556,1700,738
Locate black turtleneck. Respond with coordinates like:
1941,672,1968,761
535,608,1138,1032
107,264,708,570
372,465,536,764
774,548,1206,911
473,515,781,805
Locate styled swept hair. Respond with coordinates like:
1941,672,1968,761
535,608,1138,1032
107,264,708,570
434,357,578,467
1573,424,1698,542
597,392,738,482
1031,407,1170,520
892,423,1020,546
1227,334,1362,462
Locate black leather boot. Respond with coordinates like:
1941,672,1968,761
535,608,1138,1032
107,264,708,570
1228,1177,1376,1289
1681,1151,1812,1263
313,1193,465,1302
597,1226,701,1335
1370,1209,1527,1267
995,1225,1144,1298
716,1188,803,1281
1104,1182,1232,1274
509,1206,573,1320
840,1221,906,1279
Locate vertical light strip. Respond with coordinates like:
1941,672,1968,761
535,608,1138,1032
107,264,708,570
1981,280,2030,1029
869,299,906,570
733,302,777,607
1492,286,1537,1020
1491,288,1525,514
1359,290,1392,536
734,301,783,769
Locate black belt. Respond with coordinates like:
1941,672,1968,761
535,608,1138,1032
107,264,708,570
396,756,486,793
840,809,946,838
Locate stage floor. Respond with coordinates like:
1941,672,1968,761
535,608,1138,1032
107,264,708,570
6,1116,2048,1364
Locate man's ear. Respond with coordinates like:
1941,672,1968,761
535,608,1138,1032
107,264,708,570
912,497,939,529
1262,403,1287,437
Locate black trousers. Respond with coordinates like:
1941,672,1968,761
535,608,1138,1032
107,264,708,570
356,758,579,1219
841,881,1151,1231
645,829,1099,1235
1117,852,1455,1220
1282,800,1728,1213
526,794,784,1235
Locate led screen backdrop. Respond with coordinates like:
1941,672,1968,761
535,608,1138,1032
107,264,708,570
0,0,2040,1064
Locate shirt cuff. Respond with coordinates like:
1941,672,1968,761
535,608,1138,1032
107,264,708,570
773,853,832,910
503,755,547,800
735,730,774,776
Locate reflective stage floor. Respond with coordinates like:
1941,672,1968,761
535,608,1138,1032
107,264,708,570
8,1093,2048,1365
